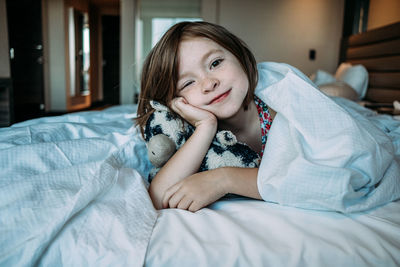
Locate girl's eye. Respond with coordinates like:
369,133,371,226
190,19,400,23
211,58,223,69
181,80,194,90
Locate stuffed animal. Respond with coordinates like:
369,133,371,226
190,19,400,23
144,101,261,182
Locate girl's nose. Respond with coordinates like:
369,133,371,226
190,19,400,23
202,77,219,93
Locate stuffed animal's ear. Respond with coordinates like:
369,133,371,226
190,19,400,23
216,130,237,147
147,134,176,168
150,100,170,112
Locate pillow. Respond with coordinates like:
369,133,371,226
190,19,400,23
334,62,352,79
310,70,337,86
335,63,368,99
319,81,359,101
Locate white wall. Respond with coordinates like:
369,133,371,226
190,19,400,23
204,0,344,75
120,0,139,104
201,0,218,23
368,0,400,30
43,0,67,110
0,0,10,78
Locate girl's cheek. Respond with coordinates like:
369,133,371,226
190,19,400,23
181,90,194,104
184,97,199,107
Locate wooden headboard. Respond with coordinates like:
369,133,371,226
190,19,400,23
340,22,400,103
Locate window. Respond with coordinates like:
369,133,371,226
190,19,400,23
139,0,202,62
151,18,201,47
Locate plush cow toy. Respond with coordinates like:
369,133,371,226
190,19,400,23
144,101,261,182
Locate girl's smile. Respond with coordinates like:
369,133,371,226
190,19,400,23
209,89,231,105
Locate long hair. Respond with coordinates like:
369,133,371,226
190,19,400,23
135,21,258,137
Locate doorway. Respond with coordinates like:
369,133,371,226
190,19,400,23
6,0,45,122
102,15,120,105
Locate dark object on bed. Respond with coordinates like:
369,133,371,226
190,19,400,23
0,78,14,127
340,22,400,104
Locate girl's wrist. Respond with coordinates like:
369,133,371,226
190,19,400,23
195,115,217,127
216,167,261,199
194,118,218,138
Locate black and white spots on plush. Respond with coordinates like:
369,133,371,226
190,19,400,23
199,141,259,171
144,101,194,150
144,101,261,182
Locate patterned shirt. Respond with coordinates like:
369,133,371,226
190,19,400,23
254,95,273,157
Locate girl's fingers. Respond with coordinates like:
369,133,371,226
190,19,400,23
171,97,215,126
188,201,201,212
167,191,185,208
170,98,191,122
172,98,192,114
162,182,182,208
177,197,193,210
162,181,195,211
170,97,186,114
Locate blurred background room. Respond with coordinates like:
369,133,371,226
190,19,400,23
0,0,399,126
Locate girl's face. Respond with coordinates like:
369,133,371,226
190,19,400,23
176,37,249,120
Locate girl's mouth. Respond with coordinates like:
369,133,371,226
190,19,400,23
210,89,231,104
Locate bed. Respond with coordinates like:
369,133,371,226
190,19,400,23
1,23,400,266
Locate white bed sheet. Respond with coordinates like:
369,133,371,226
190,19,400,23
147,198,400,267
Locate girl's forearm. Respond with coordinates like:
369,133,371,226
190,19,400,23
161,167,262,211
219,167,262,200
149,123,217,209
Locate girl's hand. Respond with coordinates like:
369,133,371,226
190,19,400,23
162,169,227,212
171,97,217,129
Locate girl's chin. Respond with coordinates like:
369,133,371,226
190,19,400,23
215,108,242,120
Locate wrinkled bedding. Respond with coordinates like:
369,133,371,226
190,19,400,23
0,105,156,266
1,63,400,266
255,62,400,212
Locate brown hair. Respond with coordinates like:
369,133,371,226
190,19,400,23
135,21,258,136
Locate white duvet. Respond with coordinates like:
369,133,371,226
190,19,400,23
255,62,400,212
0,106,156,266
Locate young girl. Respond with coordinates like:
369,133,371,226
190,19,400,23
136,21,400,213
136,21,271,211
